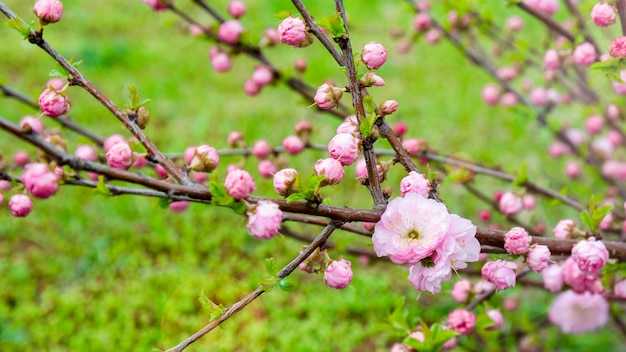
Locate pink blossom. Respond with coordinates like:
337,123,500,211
572,42,596,66
261,28,280,46
273,168,298,196
243,79,261,96
448,309,476,335
481,260,517,290
252,66,273,86
277,17,307,47
504,227,531,255
324,259,353,289
553,219,575,239
188,24,204,36
451,279,472,303
354,157,384,182
486,309,504,331
591,2,616,27
413,13,431,32
155,164,168,179
336,115,359,136
402,138,427,156
612,70,626,94
169,201,189,213
218,20,243,44
13,151,29,167
328,133,360,166
506,16,524,31
571,238,609,274
400,171,430,198
228,131,246,147
607,130,623,146
75,145,97,161
20,116,44,134
481,83,500,105
257,159,276,179
527,244,551,272
522,195,536,209
478,209,491,221
602,160,626,180
8,194,33,217
294,120,312,135
544,49,559,70
548,141,570,158
189,145,219,173
424,28,441,44
394,122,407,137
38,88,69,118
314,83,343,110
246,200,283,239
34,0,63,24
183,146,196,164
499,92,518,106
542,264,564,292
561,257,600,293
614,279,626,298
499,191,523,216
607,104,621,120
362,42,387,70
565,160,581,179
103,134,125,151
282,135,304,155
211,52,232,72
380,100,399,115
224,169,256,200
141,0,169,11
106,142,133,170
390,343,411,352
549,290,609,333
227,0,246,18
21,163,58,199
529,87,548,106
192,172,208,183
497,66,518,81
314,158,344,185
252,140,271,159
524,0,558,15
46,78,65,90
294,58,307,72
585,115,604,134
0,180,11,191
610,36,626,57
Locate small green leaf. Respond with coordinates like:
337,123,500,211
158,197,170,209
285,193,307,203
580,210,593,231
127,85,140,108
199,289,225,322
261,275,279,292
128,141,147,154
363,96,376,115
265,257,276,275
359,114,375,138
95,175,111,197
590,57,626,83
513,162,528,186
592,205,613,221
5,18,31,39
316,12,346,37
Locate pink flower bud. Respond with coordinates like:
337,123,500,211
33,0,63,24
602,160,626,180
354,157,384,182
183,146,196,164
572,42,596,66
448,309,476,335
20,116,44,134
613,70,626,94
273,168,298,196
277,16,307,47
46,78,65,90
614,279,626,298
592,137,614,160
9,194,33,217
169,201,189,213
323,259,353,289
485,309,504,331
227,131,244,147
506,16,524,31
0,180,11,191
400,171,430,198
192,171,208,183
252,140,271,159
13,151,30,167
141,0,169,11
314,158,344,185
548,141,569,158
501,94,518,109
361,42,387,70
451,279,472,303
504,227,532,255
553,219,575,239
189,24,204,36
527,244,551,272
294,120,312,136
499,191,523,216
243,79,261,96
544,49,560,70
105,142,133,170
246,200,283,239
610,36,626,57
591,2,616,27
155,164,168,178
585,115,604,134
282,135,304,155
522,195,536,210
565,160,581,179
210,52,232,73
481,83,500,106
258,159,276,179
314,83,343,110
481,259,517,290
393,122,407,137
227,0,246,18
218,20,243,44
189,145,219,172
402,138,427,156
530,87,548,106
380,100,399,115
75,145,97,161
607,130,623,146
336,115,359,136
21,163,58,199
224,169,255,200
251,66,273,86
362,221,376,231
479,209,491,221
413,13,431,32
132,156,147,169
103,134,125,151
424,28,442,44
360,72,386,87
541,263,563,292
524,0,558,15
571,238,609,274
328,133,360,166
294,58,307,72
607,104,621,120
38,88,69,118
497,66,518,81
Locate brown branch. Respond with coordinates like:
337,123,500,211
515,2,575,42
617,0,626,37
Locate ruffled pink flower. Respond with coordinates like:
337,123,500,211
400,171,430,198
277,16,307,47
499,191,523,216
227,0,246,18
328,133,360,166
361,42,387,70
527,244,551,272
614,279,626,298
549,290,608,333
610,36,626,57
451,279,472,303
504,227,532,255
34,0,63,24
106,142,133,170
273,168,298,196
21,163,59,199
572,42,596,66
486,309,504,331
314,158,344,185
481,260,517,290
38,88,69,118
524,0,558,15
323,259,353,289
257,159,276,178
552,219,575,239
246,200,283,239
282,135,304,155
336,115,359,136
103,134,125,151
20,116,44,134
218,20,243,44
252,140,271,159
8,194,33,217
592,2,616,27
224,169,256,200
448,309,476,335
561,257,600,293
571,238,609,274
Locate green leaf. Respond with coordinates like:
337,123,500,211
5,18,31,39
359,114,375,138
128,141,147,154
316,12,346,37
285,192,307,203
127,85,140,108
592,205,613,221
158,197,170,209
386,296,411,333
199,289,225,322
513,162,528,186
363,96,376,115
580,210,593,231
590,57,626,83
264,257,276,275
260,275,279,292
95,175,112,197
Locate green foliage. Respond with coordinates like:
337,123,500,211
94,175,111,198
199,289,226,322
590,57,626,83
285,174,325,203
4,18,31,39
403,323,458,352
209,180,246,214
316,13,346,38
580,196,613,233
513,162,528,186
126,85,151,110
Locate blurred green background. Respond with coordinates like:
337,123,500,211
0,0,624,351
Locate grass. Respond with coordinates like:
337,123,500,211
0,0,624,351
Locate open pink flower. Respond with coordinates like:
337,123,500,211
481,260,517,290
549,290,608,333
246,200,282,239
571,238,609,274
